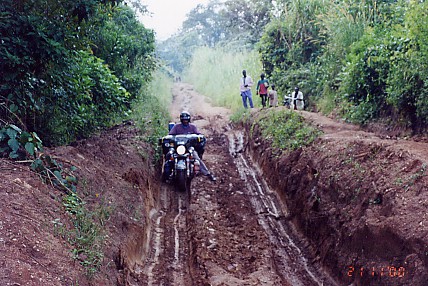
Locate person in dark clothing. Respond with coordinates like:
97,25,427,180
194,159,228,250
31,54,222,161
169,111,216,182
256,73,269,108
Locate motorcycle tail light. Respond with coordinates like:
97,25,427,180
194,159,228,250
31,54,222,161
177,145,186,155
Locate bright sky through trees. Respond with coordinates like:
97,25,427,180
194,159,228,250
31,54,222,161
139,0,210,40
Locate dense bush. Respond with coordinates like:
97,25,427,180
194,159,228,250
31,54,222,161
0,0,156,146
252,109,321,151
40,50,132,145
338,29,390,124
337,1,428,130
256,0,428,133
90,5,155,98
258,0,325,110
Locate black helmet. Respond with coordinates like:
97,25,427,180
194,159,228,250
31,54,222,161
180,111,191,124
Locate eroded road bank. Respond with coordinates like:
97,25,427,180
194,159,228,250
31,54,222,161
127,83,339,285
122,82,427,286
186,127,338,285
5,83,425,286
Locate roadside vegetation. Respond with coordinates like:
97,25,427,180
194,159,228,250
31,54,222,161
183,47,262,111
0,0,166,277
252,109,322,152
1,0,428,281
4,0,427,155
130,70,173,163
231,108,322,152
0,0,157,146
160,0,428,134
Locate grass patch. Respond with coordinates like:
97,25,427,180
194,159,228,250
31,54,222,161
252,109,322,151
183,46,262,112
130,69,173,164
53,192,108,277
230,108,252,124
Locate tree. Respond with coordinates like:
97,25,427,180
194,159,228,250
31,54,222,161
0,0,156,145
159,0,274,75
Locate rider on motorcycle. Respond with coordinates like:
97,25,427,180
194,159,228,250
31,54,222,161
168,111,216,182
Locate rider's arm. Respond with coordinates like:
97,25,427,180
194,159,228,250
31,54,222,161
191,124,200,134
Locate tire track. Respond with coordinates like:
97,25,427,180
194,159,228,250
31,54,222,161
228,129,338,286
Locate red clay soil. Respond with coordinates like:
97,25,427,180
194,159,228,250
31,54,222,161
0,83,427,286
248,109,428,286
0,123,157,285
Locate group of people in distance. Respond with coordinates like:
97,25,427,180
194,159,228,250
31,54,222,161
164,70,305,184
239,69,304,110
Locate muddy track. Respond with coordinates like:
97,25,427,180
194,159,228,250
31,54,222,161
133,83,340,285
128,83,427,286
142,187,192,285
3,83,426,286
227,128,333,285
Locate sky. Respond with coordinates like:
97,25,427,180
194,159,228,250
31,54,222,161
139,0,211,41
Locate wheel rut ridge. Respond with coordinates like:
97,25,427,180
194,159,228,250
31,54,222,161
228,129,339,286
142,185,194,286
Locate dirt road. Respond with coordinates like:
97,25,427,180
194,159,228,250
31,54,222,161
1,82,426,286
138,83,338,285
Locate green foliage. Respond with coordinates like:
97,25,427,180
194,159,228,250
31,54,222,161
40,50,132,145
253,109,322,151
129,70,172,163
337,28,390,124
257,0,428,132
182,1,227,47
258,0,326,103
181,0,273,46
158,0,273,74
220,0,273,45
60,192,105,276
0,124,43,159
31,155,78,193
90,5,155,97
157,30,204,74
0,0,155,146
337,1,427,128
184,46,262,111
0,121,79,194
230,108,252,124
384,0,428,128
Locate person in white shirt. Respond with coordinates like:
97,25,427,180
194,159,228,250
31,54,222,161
291,86,304,110
240,70,254,108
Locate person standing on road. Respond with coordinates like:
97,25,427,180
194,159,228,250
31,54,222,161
291,86,304,110
268,84,278,107
256,73,269,108
169,111,216,182
240,70,254,109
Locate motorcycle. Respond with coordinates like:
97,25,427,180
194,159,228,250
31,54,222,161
283,95,293,108
159,133,206,192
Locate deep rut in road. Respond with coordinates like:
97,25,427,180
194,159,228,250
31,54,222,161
129,83,339,285
4,82,425,286
142,189,193,286
225,129,337,286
